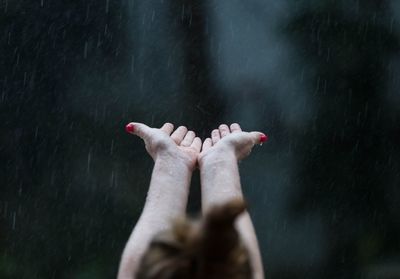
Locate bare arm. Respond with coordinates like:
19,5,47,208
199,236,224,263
198,123,267,279
118,123,201,279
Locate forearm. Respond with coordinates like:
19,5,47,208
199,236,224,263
199,153,265,279
118,157,192,279
199,152,242,209
142,157,192,219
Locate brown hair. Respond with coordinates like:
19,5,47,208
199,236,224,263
136,199,252,279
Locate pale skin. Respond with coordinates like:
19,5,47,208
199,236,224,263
117,122,265,279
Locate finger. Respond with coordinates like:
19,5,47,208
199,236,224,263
160,123,174,135
191,137,202,152
219,124,230,138
230,123,242,133
202,138,212,152
249,131,269,144
181,130,196,147
170,126,188,145
211,129,221,145
125,122,152,141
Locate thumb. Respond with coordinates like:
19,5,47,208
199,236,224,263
249,131,269,145
125,122,153,141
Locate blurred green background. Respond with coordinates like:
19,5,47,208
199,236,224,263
1,0,400,278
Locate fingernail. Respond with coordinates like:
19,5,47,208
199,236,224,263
260,134,268,143
125,123,135,133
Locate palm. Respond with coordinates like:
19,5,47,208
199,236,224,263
199,123,264,162
127,122,202,170
152,131,199,167
178,145,199,160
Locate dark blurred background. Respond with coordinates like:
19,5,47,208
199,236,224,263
1,0,400,278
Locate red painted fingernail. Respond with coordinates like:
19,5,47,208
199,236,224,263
125,123,135,133
260,134,268,143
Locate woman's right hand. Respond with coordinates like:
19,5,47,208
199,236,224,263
198,123,268,166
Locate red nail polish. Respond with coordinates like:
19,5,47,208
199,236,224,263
125,123,135,133
260,134,268,143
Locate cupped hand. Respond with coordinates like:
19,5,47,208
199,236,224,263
125,122,202,171
198,123,267,164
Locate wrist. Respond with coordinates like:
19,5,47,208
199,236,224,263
154,153,194,173
198,148,237,169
